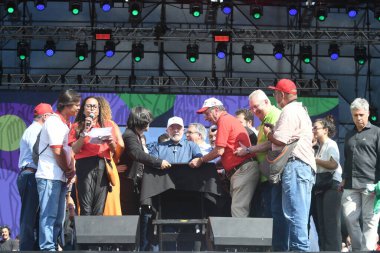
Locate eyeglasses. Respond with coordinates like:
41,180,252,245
85,104,98,109
249,103,262,111
186,131,199,135
312,126,324,131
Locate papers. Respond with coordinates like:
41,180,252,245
88,127,112,144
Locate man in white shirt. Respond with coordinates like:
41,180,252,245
17,103,53,251
35,90,80,251
186,123,212,155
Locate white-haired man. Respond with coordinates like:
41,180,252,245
342,98,380,251
186,123,212,155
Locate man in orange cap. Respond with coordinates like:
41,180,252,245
265,79,316,251
17,103,53,250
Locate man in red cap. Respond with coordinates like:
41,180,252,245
17,103,53,250
264,79,316,251
190,97,260,217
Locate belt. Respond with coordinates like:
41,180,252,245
21,167,37,173
226,157,257,180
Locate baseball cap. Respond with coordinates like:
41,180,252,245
196,97,223,114
34,103,54,116
167,116,184,128
268,79,297,95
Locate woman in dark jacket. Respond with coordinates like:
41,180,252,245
118,106,171,215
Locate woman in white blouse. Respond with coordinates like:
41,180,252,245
312,115,343,251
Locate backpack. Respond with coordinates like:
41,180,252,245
32,130,49,166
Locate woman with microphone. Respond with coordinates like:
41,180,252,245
69,96,118,215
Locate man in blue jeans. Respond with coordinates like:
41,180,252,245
17,103,53,250
264,79,316,251
35,90,80,251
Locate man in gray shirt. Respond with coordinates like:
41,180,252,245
342,98,380,251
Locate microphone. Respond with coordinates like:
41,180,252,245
86,113,95,127
173,146,177,154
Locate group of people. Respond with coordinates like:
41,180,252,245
13,78,380,252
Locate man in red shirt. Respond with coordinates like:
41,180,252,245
190,98,259,217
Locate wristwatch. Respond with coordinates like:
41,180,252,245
246,147,251,154
79,131,88,138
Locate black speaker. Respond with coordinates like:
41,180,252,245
74,215,139,250
207,217,273,251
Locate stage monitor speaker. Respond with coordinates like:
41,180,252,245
75,215,139,250
207,217,272,250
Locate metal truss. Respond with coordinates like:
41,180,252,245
0,74,338,95
1,25,380,45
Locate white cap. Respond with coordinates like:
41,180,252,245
167,116,184,128
196,97,223,114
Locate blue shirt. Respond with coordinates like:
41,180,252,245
18,121,42,169
151,139,202,163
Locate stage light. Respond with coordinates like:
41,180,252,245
190,2,202,17
129,1,141,17
354,45,367,65
221,0,232,15
100,0,113,12
132,42,144,62
273,43,284,60
288,5,298,16
347,6,358,18
300,45,312,64
375,6,380,21
35,0,46,11
17,41,30,60
250,5,263,19
104,40,115,58
328,43,340,61
186,43,199,63
370,107,379,125
213,31,231,42
216,43,227,59
5,0,18,14
76,42,88,61
241,45,254,63
69,0,82,15
44,39,56,57
315,6,328,21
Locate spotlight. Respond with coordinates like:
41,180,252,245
35,0,46,11
129,1,142,17
315,5,328,21
221,0,232,15
216,42,227,59
354,45,367,65
104,40,115,58
190,2,202,17
273,43,284,60
369,107,379,125
17,41,30,60
375,6,380,21
100,0,113,12
250,5,263,19
69,0,82,15
5,0,18,14
300,45,312,64
328,43,340,61
288,5,298,16
242,45,254,63
76,42,88,61
186,43,199,63
132,42,144,62
347,6,358,18
44,39,56,57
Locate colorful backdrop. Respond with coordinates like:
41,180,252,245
0,90,338,237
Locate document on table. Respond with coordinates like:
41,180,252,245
88,127,112,144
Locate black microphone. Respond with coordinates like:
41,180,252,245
86,113,95,127
173,146,177,154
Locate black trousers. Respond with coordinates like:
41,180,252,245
76,156,109,215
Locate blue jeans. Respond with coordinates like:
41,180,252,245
282,159,314,252
36,179,67,251
17,170,40,250
271,183,289,251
